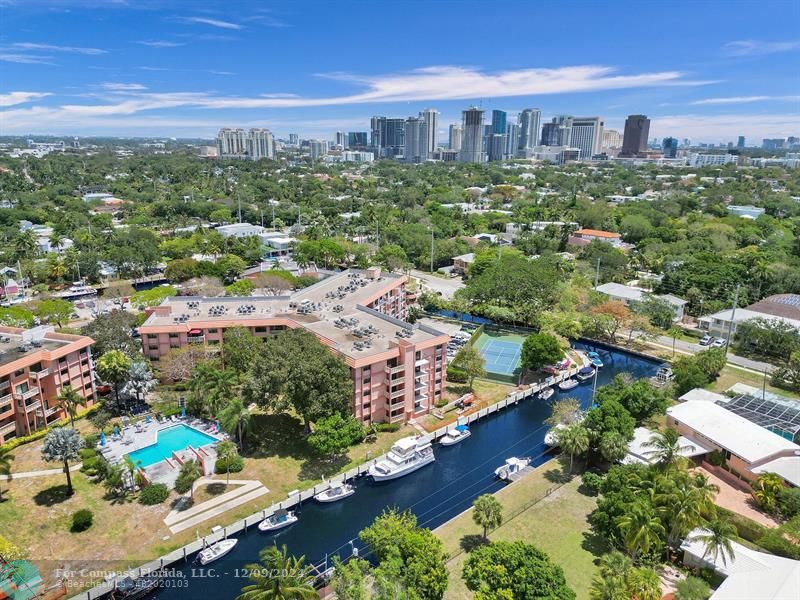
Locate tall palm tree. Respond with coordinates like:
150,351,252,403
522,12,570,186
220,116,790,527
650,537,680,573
0,447,14,502
237,545,317,600
215,440,238,486
14,230,37,259
597,550,632,579
556,423,590,473
56,385,86,429
691,519,736,566
219,398,253,451
643,429,695,471
617,501,665,561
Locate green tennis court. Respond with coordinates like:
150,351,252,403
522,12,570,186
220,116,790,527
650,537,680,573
473,329,527,379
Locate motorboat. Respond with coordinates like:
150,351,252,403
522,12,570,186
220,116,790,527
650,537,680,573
439,425,471,446
577,366,595,381
368,436,435,481
494,457,531,480
314,483,355,503
538,387,555,401
544,424,565,446
586,351,604,368
197,538,237,565
258,509,298,532
55,281,98,300
558,378,579,391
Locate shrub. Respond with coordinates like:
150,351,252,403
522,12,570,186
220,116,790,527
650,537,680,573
375,423,400,433
0,424,63,452
215,455,244,474
758,528,800,560
83,433,101,449
71,509,93,532
446,365,468,383
174,474,193,494
777,487,800,519
80,456,101,476
716,507,767,543
706,450,725,467
138,483,170,505
78,447,98,460
580,471,604,496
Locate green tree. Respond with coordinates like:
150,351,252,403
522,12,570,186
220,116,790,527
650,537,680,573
189,363,238,417
14,230,38,259
462,540,575,600
521,332,563,371
643,428,695,471
175,459,202,498
236,545,317,600
222,327,263,373
219,398,253,450
330,556,370,600
36,298,73,327
674,575,711,600
616,501,665,560
472,494,503,540
545,397,582,427
56,385,86,428
0,446,14,502
690,519,736,566
41,427,83,496
657,474,718,548
216,440,238,486
557,423,590,473
244,329,353,431
307,413,365,457
451,346,486,390
225,279,255,296
672,360,709,396
625,567,661,600
96,350,132,406
83,310,139,357
752,472,785,512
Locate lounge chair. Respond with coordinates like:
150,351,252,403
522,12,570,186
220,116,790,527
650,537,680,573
170,415,177,422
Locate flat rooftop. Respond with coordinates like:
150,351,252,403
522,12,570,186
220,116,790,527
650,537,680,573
142,270,448,359
0,326,80,370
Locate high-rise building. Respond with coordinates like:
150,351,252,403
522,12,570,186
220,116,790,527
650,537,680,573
540,116,572,146
486,133,509,162
620,114,651,157
348,132,368,150
762,138,785,150
420,108,439,153
403,117,428,163
602,129,622,150
449,124,462,151
662,137,678,158
491,110,507,135
517,108,541,156
309,140,328,160
216,128,274,160
505,123,519,158
737,136,746,149
288,133,299,146
370,117,405,157
569,117,603,159
459,106,485,163
335,131,347,148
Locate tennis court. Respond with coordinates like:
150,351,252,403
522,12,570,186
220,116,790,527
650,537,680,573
473,329,527,380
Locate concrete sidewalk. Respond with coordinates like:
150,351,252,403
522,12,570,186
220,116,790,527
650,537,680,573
0,462,82,481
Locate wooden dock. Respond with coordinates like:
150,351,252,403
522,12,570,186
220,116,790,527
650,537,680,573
503,466,534,482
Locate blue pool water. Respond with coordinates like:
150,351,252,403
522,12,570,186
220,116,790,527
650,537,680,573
127,425,218,468
149,342,661,599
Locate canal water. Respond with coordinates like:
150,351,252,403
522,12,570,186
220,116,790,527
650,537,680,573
151,342,660,599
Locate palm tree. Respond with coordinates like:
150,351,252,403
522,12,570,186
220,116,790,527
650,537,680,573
667,326,681,358
472,493,503,540
0,446,14,502
597,550,632,579
56,385,86,429
556,423,590,473
625,567,662,600
752,472,784,512
216,440,238,486
96,350,133,408
14,230,37,259
691,519,736,566
657,476,717,548
179,460,203,499
617,501,665,560
589,573,628,600
643,428,695,471
41,427,82,495
237,545,317,600
219,398,253,451
208,368,238,416
675,575,711,600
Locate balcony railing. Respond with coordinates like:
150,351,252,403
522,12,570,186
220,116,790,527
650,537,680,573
14,387,40,401
389,387,405,399
187,335,205,344
0,393,12,407
389,395,405,406
0,421,16,436
384,377,405,387
23,400,41,413
0,379,10,391
384,365,404,375
33,368,51,379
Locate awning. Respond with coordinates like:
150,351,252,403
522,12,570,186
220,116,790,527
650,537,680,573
188,329,202,335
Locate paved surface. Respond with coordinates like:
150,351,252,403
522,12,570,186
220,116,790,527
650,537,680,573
409,269,465,299
0,463,82,481
166,478,269,534
696,467,779,529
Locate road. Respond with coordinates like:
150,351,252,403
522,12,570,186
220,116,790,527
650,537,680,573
650,334,776,374
409,269,465,299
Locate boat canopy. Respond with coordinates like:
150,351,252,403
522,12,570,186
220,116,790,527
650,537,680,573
579,366,594,375
455,425,469,432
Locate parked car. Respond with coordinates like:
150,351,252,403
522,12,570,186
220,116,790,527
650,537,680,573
711,338,727,348
699,334,713,346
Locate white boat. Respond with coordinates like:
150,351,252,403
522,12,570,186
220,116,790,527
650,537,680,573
544,424,565,446
56,282,98,300
494,457,531,480
258,509,298,532
368,436,435,481
538,387,554,401
440,425,471,446
586,351,604,368
197,538,237,565
558,378,579,391
577,366,595,381
314,483,355,503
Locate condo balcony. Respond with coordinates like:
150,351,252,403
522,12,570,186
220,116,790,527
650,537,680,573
14,387,40,401
0,421,16,437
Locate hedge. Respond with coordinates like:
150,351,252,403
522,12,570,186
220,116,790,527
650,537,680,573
0,403,102,452
447,365,468,383
138,483,170,505
375,423,401,433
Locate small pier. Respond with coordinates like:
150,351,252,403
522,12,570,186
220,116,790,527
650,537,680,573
500,465,534,482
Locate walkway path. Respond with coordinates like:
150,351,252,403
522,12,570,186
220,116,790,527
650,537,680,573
0,462,82,481
165,478,269,534
696,467,779,529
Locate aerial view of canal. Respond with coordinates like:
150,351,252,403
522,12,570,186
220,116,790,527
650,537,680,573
151,342,661,599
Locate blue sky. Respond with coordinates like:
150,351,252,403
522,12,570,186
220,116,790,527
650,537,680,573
1,0,798,142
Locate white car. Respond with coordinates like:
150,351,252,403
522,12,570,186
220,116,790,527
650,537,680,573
710,338,727,348
699,334,712,346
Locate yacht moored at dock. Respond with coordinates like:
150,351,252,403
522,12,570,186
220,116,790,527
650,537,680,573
558,378,579,391
313,483,355,503
577,366,595,381
368,436,435,481
439,425,471,446
538,387,555,401
494,457,531,480
197,539,237,565
258,509,298,532
586,351,603,368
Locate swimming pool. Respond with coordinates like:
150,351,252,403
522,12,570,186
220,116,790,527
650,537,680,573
126,424,218,468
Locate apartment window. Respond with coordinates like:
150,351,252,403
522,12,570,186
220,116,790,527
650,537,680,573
255,326,267,333
14,369,24,377
415,351,421,361
84,381,92,389
208,328,218,334
362,378,371,386
149,345,159,351
362,402,371,411
59,357,67,364
363,388,371,396
15,382,29,395
169,333,179,338
82,371,90,379
30,362,42,372
147,334,158,340
60,369,69,377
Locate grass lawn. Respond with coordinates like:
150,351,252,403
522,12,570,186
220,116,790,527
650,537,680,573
711,364,799,398
0,411,414,592
419,379,515,431
435,457,603,600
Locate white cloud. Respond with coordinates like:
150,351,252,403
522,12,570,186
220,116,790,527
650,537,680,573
101,82,148,91
722,40,800,57
176,16,242,30
691,95,800,105
12,42,107,55
0,53,53,64
0,91,51,107
650,113,800,142
136,40,184,48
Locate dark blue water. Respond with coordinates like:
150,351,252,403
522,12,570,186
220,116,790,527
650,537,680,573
151,343,660,599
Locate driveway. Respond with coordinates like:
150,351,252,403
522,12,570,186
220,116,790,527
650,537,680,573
409,269,465,300
652,334,777,373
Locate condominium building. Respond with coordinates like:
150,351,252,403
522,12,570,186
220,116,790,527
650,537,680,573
620,114,650,157
420,108,439,153
215,128,275,160
569,117,603,159
370,116,405,157
403,116,429,163
309,140,328,160
662,137,678,158
459,106,485,163
449,124,463,151
0,326,96,444
139,269,450,424
688,153,737,167
335,131,347,148
347,132,368,150
602,128,622,150
540,115,572,147
517,108,541,156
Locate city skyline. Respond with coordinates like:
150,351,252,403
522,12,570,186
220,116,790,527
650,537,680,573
0,0,799,141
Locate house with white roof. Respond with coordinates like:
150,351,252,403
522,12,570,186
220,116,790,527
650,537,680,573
698,293,800,338
681,527,800,600
595,282,687,321
623,427,711,466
